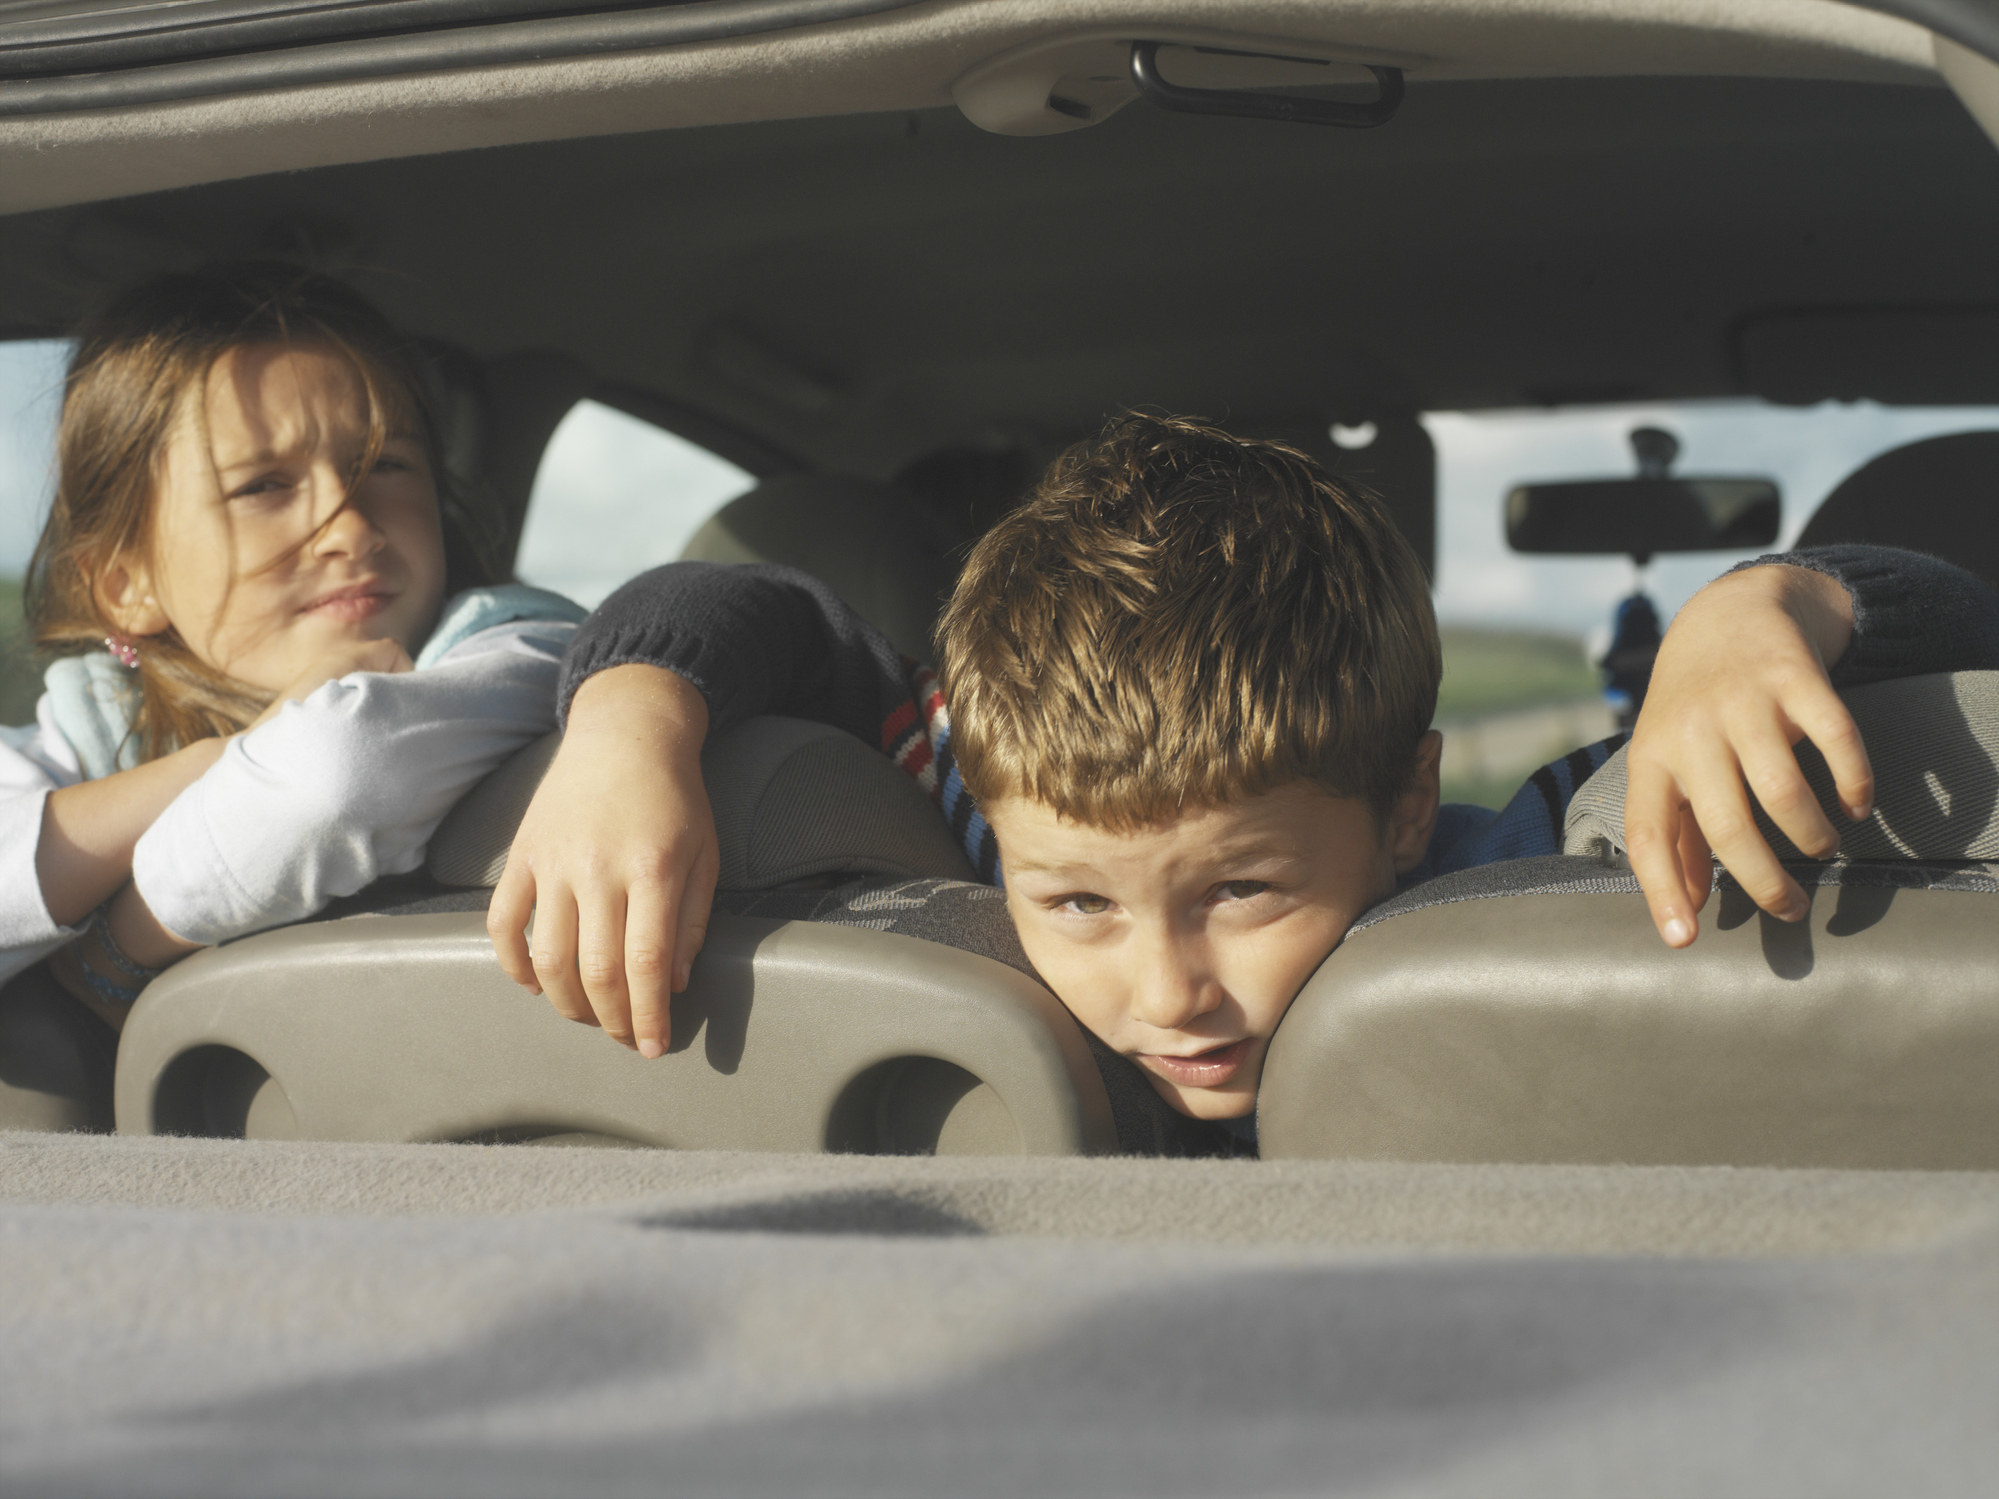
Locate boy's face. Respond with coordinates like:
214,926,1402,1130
987,733,1441,1121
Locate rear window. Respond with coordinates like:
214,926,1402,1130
1424,397,1999,805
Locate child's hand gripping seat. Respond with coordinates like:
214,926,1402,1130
111,718,1116,1156
1258,672,1999,1169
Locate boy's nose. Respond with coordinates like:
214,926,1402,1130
1128,934,1223,1032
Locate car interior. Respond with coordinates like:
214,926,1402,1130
9,2,1999,1487
2,0,1998,1164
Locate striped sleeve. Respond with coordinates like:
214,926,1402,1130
882,661,999,883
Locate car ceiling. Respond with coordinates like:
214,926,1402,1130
0,68,1996,476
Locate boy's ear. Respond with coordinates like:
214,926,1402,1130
93,550,171,640
1388,730,1444,875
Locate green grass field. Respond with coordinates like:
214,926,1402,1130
1437,626,1606,808
1435,625,1601,720
0,577,39,728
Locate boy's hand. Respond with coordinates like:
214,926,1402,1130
1625,564,1872,948
486,665,718,1057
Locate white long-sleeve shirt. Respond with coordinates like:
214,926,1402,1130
0,617,570,983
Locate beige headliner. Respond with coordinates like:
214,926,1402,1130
0,0,1939,216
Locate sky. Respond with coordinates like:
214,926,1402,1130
5,335,1996,634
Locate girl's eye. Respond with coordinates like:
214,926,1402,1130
230,474,295,500
371,453,412,474
1214,880,1270,903
1057,892,1113,917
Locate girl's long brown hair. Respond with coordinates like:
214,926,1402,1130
27,263,499,763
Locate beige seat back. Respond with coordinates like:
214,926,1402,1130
1795,431,1999,588
427,716,974,891
115,716,1105,1156
1261,672,1999,1168
679,473,966,662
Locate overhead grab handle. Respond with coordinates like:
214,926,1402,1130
1128,40,1402,128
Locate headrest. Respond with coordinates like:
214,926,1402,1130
1259,852,1999,1168
428,716,975,890
679,474,966,662
1563,671,1999,863
1795,432,1999,587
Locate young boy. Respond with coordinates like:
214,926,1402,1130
488,415,1999,1127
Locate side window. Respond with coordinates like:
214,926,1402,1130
0,341,68,726
512,399,758,608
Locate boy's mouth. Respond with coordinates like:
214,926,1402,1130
1137,1037,1252,1089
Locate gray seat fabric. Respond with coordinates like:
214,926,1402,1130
679,473,967,662
1564,671,1999,862
1795,431,1999,587
428,715,974,890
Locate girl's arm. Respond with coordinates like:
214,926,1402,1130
128,621,569,948
35,739,225,929
492,562,984,1058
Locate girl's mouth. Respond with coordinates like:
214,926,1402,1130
303,585,394,622
1137,1037,1252,1089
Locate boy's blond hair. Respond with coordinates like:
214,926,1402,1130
937,412,1440,828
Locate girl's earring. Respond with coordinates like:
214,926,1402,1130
104,635,140,669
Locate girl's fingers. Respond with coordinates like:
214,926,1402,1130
1625,763,1700,947
486,860,539,992
575,885,634,1047
624,876,674,1059
530,890,595,1026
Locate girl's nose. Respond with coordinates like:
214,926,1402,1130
312,485,386,562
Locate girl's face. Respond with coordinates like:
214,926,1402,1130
112,341,449,692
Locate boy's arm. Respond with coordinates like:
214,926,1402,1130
1627,545,1999,947
565,561,985,868
492,562,990,1057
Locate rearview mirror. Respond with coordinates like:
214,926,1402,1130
1506,477,1781,559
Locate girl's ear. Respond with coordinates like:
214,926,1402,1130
1389,730,1444,875
94,550,171,639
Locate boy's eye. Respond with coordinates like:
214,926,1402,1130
1214,880,1270,903
1056,892,1113,916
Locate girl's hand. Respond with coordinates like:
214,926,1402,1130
486,665,719,1057
1624,564,1871,948
249,638,413,729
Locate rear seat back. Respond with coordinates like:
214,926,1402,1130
1795,432,1999,588
427,717,974,891
1260,672,1999,1168
679,474,967,663
114,717,1108,1156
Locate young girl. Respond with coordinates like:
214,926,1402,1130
0,263,578,1040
